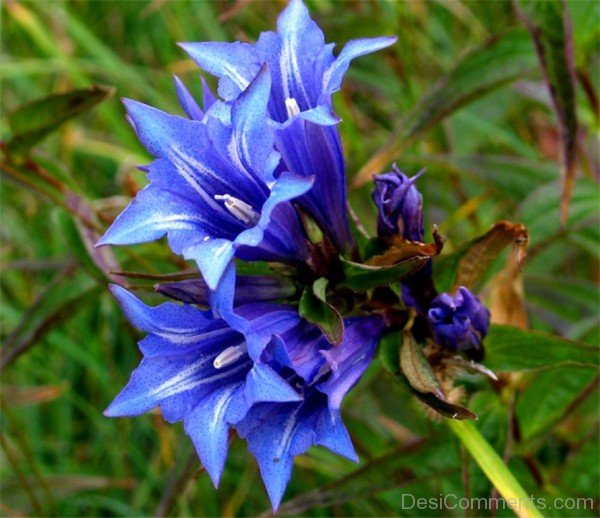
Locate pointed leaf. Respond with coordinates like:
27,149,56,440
354,30,537,186
6,84,114,156
515,0,578,223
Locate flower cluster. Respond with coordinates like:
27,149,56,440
100,0,490,509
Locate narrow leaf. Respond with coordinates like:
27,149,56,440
0,267,100,371
515,0,579,223
354,30,537,187
6,84,114,156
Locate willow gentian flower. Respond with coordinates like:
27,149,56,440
427,286,491,356
180,0,396,251
106,285,384,509
98,68,312,290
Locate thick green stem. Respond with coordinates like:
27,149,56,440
447,419,543,518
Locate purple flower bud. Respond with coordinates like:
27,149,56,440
427,287,490,355
372,166,424,241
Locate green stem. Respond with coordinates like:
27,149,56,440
447,420,543,518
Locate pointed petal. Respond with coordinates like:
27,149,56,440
274,0,326,108
315,409,358,462
231,66,276,180
109,284,244,358
96,184,209,248
244,364,302,407
185,238,235,291
201,76,217,111
322,36,397,96
104,353,215,418
178,41,260,100
173,76,204,120
236,401,316,510
184,382,243,486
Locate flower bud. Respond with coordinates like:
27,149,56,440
427,287,490,355
372,166,424,241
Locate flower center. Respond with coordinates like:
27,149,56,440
285,97,301,119
214,194,260,225
213,344,248,369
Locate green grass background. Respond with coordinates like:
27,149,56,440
1,0,599,516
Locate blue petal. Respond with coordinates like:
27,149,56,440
236,401,316,510
243,364,302,407
267,322,328,383
124,99,266,209
315,409,358,462
109,285,236,357
96,184,210,248
185,238,235,291
318,317,384,411
178,41,260,100
184,382,243,487
105,350,251,422
234,171,314,256
201,76,217,111
173,76,204,120
210,269,302,361
322,36,397,97
272,0,326,109
231,66,277,182
273,119,353,251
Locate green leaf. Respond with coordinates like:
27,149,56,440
484,324,600,372
447,420,544,518
434,221,529,293
520,178,599,248
299,278,344,345
354,29,537,186
515,0,578,223
0,267,100,371
379,332,401,376
5,84,114,156
517,367,598,441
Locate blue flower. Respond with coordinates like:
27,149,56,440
427,286,491,355
372,166,424,241
106,285,384,509
98,68,313,290
179,0,396,251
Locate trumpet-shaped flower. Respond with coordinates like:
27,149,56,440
180,0,396,251
98,68,312,290
106,285,384,509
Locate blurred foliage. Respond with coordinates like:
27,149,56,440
1,0,599,516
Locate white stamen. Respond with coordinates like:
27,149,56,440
214,194,259,225
213,344,247,369
285,97,301,119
